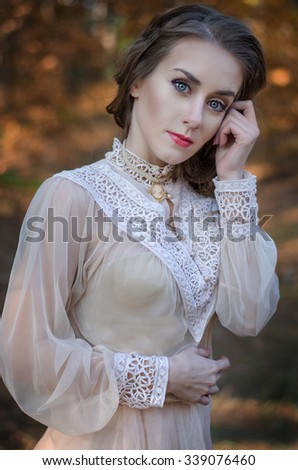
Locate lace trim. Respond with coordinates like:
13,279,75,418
114,352,168,408
213,172,256,191
213,172,258,238
106,138,175,190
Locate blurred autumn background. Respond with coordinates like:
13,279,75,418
0,0,297,450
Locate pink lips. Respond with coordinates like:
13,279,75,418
167,131,193,148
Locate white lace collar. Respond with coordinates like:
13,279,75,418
105,138,175,189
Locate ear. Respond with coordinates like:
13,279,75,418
130,80,141,98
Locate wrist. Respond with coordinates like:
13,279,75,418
216,170,244,181
167,355,178,395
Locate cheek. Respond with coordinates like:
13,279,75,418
141,82,169,116
137,92,159,123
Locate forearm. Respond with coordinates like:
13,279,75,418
213,172,279,335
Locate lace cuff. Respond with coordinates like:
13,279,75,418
213,171,258,240
113,352,168,409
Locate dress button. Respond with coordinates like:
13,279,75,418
203,276,210,282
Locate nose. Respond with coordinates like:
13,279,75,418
183,98,204,129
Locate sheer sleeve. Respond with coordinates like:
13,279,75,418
0,177,119,436
213,172,280,336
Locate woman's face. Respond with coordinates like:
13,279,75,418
126,37,243,166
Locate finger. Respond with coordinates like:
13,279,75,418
216,114,258,147
230,100,257,123
215,372,221,382
213,113,239,147
213,132,220,146
225,109,259,137
208,385,219,395
215,356,230,371
215,116,243,147
198,395,211,406
197,347,210,358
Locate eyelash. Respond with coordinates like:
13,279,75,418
208,100,228,113
171,79,228,113
172,79,191,94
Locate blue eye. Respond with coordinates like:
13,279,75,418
208,99,226,112
172,80,190,94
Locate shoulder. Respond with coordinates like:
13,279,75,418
26,164,105,220
41,175,91,204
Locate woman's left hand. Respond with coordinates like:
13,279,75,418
213,100,259,180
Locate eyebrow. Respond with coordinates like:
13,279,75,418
173,68,237,97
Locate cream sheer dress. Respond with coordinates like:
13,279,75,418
0,139,279,450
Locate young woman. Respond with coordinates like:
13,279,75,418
0,3,279,450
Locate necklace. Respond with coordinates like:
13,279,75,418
122,141,175,203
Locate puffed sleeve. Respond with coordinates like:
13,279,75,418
214,172,280,336
0,177,120,435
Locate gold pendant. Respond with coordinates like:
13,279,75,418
148,183,167,202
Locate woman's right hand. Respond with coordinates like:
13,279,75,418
167,347,230,405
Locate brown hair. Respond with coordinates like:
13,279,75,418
106,3,266,196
